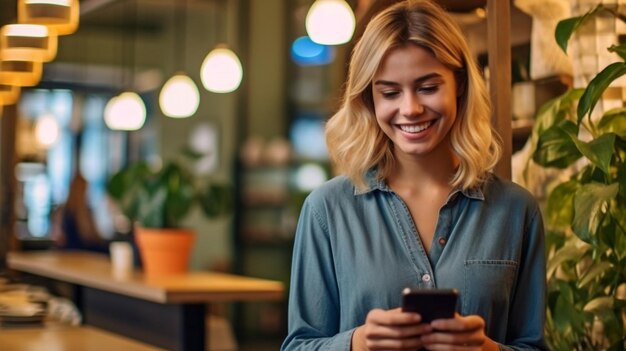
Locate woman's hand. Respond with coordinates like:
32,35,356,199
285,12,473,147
420,314,499,351
352,308,433,350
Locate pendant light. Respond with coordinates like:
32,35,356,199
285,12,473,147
104,0,146,131
0,84,20,106
200,0,242,94
0,59,43,86
305,0,355,45
18,0,80,36
159,0,199,118
104,92,146,131
0,24,58,62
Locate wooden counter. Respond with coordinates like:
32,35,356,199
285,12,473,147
7,251,284,303
0,325,167,351
6,251,285,351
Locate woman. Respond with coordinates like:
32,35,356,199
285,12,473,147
282,1,546,350
51,173,108,253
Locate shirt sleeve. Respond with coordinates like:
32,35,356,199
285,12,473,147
499,207,549,351
281,197,355,351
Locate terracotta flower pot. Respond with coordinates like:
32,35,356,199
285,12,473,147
134,226,195,277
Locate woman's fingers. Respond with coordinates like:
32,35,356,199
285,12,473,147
360,308,434,350
366,321,433,339
420,314,486,349
430,314,484,332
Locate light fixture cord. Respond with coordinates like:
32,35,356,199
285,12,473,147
120,0,138,90
121,0,130,89
130,0,138,89
216,0,225,44
174,0,187,70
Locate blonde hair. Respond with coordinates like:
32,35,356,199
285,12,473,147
325,0,501,190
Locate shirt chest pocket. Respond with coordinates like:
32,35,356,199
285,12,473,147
461,260,517,327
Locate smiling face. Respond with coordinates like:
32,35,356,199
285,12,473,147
372,44,459,162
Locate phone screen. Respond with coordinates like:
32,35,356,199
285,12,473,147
401,288,458,323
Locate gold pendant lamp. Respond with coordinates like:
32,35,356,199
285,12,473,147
18,0,79,36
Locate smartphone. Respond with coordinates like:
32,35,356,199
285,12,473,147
401,287,459,323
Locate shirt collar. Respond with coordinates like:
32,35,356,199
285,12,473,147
354,168,485,201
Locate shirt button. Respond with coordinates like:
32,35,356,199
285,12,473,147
438,237,446,246
422,274,431,282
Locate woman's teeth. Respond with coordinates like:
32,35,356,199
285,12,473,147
398,120,433,133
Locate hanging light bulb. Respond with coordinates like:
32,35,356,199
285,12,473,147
306,0,355,45
0,24,57,62
35,112,59,147
104,92,146,131
18,0,80,36
159,72,200,118
200,45,243,93
160,0,199,118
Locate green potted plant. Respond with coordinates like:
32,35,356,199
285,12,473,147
524,4,626,350
106,151,231,277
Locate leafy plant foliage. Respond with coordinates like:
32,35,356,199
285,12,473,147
526,4,626,350
106,151,231,229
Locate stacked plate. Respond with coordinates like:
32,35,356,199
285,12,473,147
0,283,48,327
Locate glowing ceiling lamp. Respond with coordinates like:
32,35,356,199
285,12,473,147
200,0,243,94
0,59,43,86
0,84,21,106
105,0,145,131
104,92,146,131
159,0,200,118
0,24,57,62
200,45,243,93
305,0,355,45
35,112,60,147
18,0,80,36
160,73,200,118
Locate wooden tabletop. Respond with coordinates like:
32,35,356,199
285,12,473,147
7,251,284,304
0,324,167,351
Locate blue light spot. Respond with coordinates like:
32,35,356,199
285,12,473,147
291,36,334,66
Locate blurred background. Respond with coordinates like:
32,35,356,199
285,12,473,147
0,0,548,348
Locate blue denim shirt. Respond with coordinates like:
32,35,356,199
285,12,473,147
282,172,547,351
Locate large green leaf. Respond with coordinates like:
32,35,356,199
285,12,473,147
578,62,626,124
525,90,583,184
533,89,583,135
199,184,232,218
611,205,626,239
161,163,195,228
577,261,613,288
548,243,587,279
139,187,167,228
608,44,626,61
105,157,232,229
533,120,582,168
569,133,616,176
553,282,588,333
598,108,626,138
583,296,614,313
555,5,602,53
546,180,579,228
573,183,619,242
106,162,152,221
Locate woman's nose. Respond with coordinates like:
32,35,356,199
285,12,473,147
400,94,424,117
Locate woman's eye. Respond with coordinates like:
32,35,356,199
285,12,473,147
381,91,399,98
419,85,439,94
